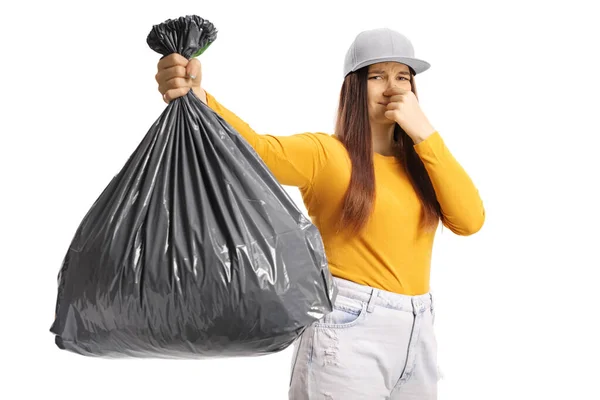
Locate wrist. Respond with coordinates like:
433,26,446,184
409,126,435,144
192,87,207,104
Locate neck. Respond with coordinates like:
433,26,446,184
370,121,396,156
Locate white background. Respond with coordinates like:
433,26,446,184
2,0,599,399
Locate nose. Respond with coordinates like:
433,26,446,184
382,83,397,101
383,79,400,97
386,78,401,90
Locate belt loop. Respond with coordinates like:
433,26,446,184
411,297,425,315
429,293,434,312
367,289,378,313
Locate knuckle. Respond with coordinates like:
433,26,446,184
166,78,181,90
162,69,173,83
164,87,189,102
176,53,188,65
176,77,187,87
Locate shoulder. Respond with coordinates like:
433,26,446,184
297,132,345,152
295,133,350,172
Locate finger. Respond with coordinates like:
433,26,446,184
387,94,405,103
157,53,189,71
384,87,409,96
164,87,191,103
157,77,187,95
158,77,190,96
384,110,397,120
186,58,202,80
155,65,188,84
165,77,191,91
386,102,401,110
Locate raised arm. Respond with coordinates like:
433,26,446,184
156,55,329,188
204,92,330,188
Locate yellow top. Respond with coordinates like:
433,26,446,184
205,92,485,295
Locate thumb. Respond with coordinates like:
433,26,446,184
186,58,201,81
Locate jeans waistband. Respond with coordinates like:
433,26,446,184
333,277,433,314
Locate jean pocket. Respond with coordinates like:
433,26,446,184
314,295,366,329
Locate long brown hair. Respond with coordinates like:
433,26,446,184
335,66,442,235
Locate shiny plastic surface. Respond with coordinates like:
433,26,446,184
49,15,336,358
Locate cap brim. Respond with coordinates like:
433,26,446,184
348,56,431,76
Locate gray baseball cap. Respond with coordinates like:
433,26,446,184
343,28,431,77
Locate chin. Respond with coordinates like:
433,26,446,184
369,112,394,125
376,116,396,125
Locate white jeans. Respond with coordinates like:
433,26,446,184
288,277,440,399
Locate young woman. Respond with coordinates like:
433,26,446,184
155,27,485,400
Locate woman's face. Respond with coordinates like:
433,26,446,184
366,62,412,124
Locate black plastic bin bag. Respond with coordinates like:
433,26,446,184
49,15,336,358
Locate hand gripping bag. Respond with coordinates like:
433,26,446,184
49,15,336,358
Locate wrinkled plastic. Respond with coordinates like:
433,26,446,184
49,15,336,358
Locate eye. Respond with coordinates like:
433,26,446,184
398,76,409,81
368,76,382,80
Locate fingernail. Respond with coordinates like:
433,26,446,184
189,74,196,80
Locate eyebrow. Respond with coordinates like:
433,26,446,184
368,69,411,76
